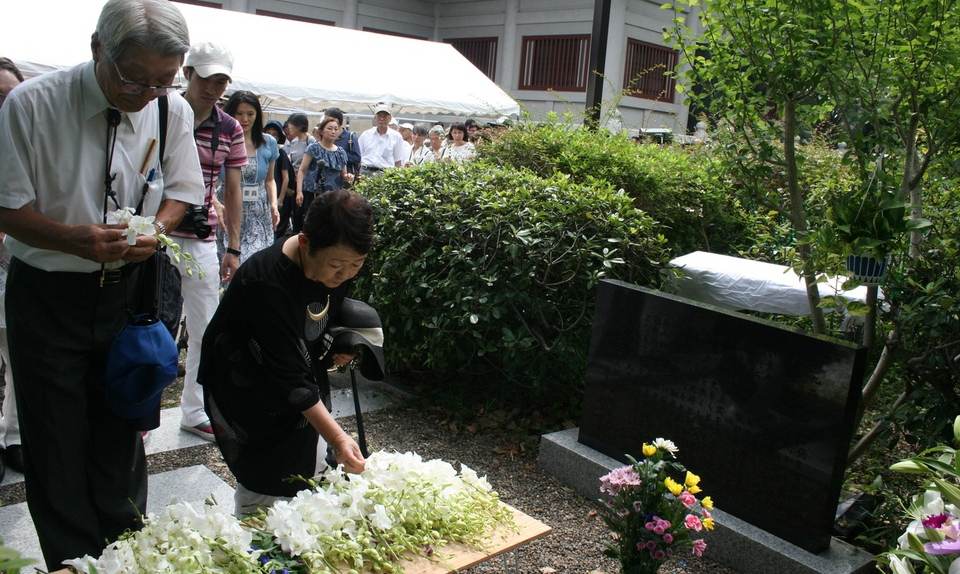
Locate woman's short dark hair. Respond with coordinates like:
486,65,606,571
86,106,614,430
302,189,374,255
447,123,469,142
324,107,345,126
287,112,309,134
224,91,265,148
0,58,24,83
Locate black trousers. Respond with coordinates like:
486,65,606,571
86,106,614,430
6,259,147,570
275,192,295,239
291,190,316,234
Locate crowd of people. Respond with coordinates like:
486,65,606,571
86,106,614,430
0,0,491,570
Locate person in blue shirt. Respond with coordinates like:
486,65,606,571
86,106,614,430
324,107,361,178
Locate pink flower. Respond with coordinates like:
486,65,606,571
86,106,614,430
692,538,707,557
662,533,674,544
924,513,951,529
645,521,656,531
645,540,657,551
684,514,703,532
679,491,697,508
599,466,642,495
656,517,672,530
653,550,666,560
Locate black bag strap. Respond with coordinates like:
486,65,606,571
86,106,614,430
135,95,168,216
158,94,168,169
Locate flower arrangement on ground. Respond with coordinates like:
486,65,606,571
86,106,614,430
65,451,514,574
880,415,960,574
598,438,714,574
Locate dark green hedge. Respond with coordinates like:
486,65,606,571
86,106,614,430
353,161,667,404
478,122,756,256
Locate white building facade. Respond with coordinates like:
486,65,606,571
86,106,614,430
177,0,698,133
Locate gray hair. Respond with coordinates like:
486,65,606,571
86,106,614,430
412,123,430,137
96,0,191,63
429,124,446,136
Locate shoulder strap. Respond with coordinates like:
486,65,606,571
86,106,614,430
158,95,168,169
136,95,168,216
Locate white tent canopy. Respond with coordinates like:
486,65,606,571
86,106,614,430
1,0,519,119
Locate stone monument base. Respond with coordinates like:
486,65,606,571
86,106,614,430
538,428,875,574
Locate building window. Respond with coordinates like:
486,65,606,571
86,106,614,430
363,27,428,40
172,0,221,7
519,35,591,92
446,37,498,80
623,39,678,102
255,10,334,26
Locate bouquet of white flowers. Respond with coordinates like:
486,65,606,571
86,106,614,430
66,452,514,574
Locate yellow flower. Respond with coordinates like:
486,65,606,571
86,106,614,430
688,484,702,495
664,477,683,496
642,443,657,457
701,496,714,510
684,471,701,488
703,517,715,531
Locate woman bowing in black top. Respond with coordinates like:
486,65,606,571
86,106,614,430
198,189,371,517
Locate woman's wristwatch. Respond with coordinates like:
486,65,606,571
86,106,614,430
226,247,241,257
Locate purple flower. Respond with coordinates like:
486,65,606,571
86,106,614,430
653,550,666,560
923,513,951,529
645,521,656,531
924,539,960,555
645,540,657,551
663,533,674,544
599,466,642,495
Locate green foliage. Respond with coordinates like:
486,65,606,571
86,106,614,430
353,161,666,406
478,120,754,255
0,539,32,574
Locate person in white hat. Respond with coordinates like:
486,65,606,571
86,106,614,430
357,103,405,177
170,40,248,442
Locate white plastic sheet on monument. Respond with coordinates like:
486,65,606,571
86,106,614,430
667,251,878,316
1,0,520,119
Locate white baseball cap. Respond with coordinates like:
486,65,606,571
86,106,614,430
399,122,414,130
185,42,234,80
372,102,392,115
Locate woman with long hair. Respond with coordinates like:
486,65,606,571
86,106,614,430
296,117,353,222
223,91,279,264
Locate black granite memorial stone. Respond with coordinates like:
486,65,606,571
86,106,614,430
578,280,866,553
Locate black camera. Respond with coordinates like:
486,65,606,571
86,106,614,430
175,204,212,239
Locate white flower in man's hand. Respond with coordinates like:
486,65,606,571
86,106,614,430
106,206,135,225
124,215,156,245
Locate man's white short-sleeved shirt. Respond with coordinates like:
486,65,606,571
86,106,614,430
0,60,204,272
358,127,404,169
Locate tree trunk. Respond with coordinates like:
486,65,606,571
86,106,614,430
783,100,827,334
863,285,878,351
901,116,922,260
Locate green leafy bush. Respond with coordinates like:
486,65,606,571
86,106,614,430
353,161,666,406
478,121,754,256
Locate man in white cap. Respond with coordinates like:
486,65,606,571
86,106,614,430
358,103,404,177
170,41,246,441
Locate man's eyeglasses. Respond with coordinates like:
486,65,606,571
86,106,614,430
111,60,182,96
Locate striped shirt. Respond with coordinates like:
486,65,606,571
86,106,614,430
169,105,246,240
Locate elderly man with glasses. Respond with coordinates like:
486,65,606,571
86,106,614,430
0,0,203,570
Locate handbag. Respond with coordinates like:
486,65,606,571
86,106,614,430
101,98,181,430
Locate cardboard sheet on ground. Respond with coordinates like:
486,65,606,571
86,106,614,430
1,0,519,119
667,251,877,316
